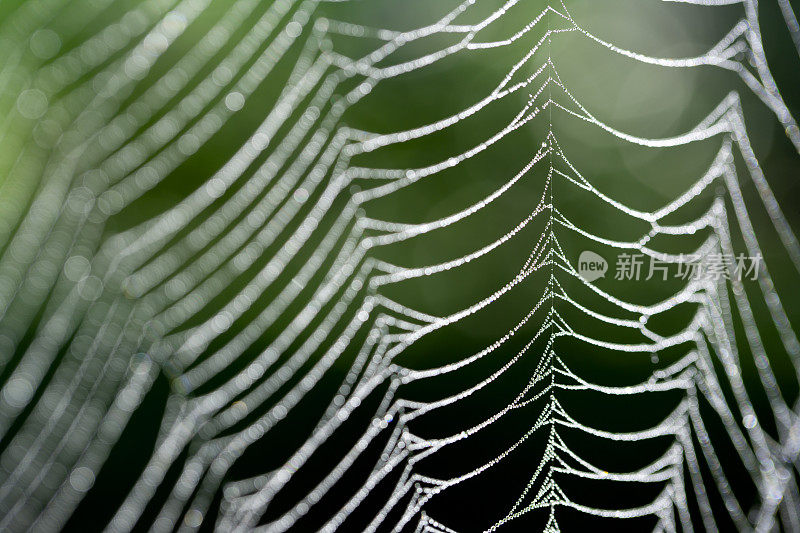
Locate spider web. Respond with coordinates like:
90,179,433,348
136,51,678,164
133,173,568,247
0,0,799,531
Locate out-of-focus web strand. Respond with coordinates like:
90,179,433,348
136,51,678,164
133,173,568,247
104,11,564,516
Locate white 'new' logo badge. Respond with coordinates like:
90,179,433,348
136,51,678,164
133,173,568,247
578,251,607,282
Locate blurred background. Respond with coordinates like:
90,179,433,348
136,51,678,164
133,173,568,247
0,0,799,531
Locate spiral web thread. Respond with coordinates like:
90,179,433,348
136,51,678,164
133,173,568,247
0,0,799,531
